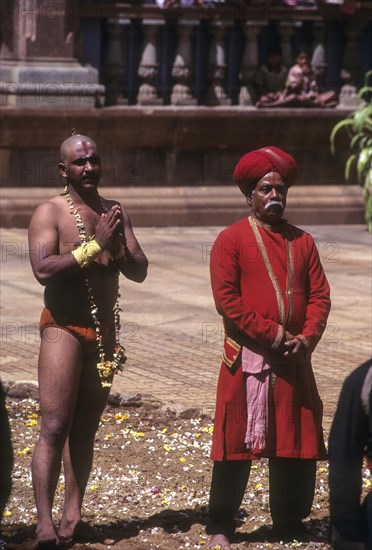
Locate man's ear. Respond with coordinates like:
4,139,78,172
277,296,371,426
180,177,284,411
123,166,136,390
245,195,252,207
58,162,67,178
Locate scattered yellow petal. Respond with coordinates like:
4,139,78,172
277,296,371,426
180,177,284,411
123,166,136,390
56,482,65,493
101,416,110,423
198,541,206,545
179,457,186,463
161,499,170,506
129,470,139,476
201,426,214,433
195,433,201,439
27,413,39,419
114,413,129,423
255,483,263,491
26,419,38,427
364,479,372,488
131,431,145,437
163,444,171,452
161,428,168,433
105,433,113,440
318,467,328,473
17,446,32,455
171,432,179,438
3,511,12,517
90,485,99,491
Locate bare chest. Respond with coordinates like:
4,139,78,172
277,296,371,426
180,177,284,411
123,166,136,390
58,205,102,254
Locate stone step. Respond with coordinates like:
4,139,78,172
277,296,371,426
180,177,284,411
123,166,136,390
0,184,365,227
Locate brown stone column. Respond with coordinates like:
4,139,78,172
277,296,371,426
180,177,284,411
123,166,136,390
0,0,104,108
171,19,197,106
137,19,164,106
207,21,232,107
103,18,129,106
239,22,264,106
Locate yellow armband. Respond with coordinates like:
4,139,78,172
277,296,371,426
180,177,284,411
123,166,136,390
71,239,102,268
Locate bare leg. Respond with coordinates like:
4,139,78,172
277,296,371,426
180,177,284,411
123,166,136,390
32,328,82,545
58,336,114,544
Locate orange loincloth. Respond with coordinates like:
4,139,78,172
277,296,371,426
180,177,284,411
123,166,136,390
39,307,113,355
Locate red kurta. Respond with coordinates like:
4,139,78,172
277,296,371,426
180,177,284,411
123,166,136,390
210,216,331,461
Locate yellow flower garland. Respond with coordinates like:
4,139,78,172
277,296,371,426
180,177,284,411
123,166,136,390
62,186,127,388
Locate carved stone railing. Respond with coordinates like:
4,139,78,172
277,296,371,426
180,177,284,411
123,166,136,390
79,1,372,107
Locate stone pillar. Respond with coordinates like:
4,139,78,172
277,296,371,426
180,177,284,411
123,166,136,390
343,21,363,88
0,0,104,108
325,22,345,94
137,19,164,105
103,19,129,106
311,23,327,90
239,23,262,106
171,19,197,106
278,22,295,68
336,22,361,109
207,21,232,106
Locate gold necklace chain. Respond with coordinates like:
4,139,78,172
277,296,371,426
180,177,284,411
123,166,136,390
62,185,127,388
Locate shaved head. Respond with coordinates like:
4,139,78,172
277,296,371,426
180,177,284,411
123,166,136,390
60,134,97,163
58,134,102,189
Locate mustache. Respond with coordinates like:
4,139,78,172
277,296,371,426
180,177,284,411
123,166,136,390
264,200,283,211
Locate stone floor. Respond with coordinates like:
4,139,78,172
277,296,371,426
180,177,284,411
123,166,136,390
1,224,371,434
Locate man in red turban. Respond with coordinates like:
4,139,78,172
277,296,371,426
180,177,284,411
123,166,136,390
206,146,331,548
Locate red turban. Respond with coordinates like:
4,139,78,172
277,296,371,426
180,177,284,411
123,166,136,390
233,146,299,195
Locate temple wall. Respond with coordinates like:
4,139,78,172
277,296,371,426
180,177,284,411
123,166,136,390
0,106,352,188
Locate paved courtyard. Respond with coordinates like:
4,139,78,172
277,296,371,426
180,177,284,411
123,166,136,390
1,224,371,434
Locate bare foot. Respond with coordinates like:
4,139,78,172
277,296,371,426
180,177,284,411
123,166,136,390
34,526,60,549
207,533,231,548
58,519,115,545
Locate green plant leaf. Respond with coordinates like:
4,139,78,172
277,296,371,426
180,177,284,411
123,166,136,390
354,106,372,133
345,154,357,181
350,133,363,150
330,119,355,155
360,135,372,149
357,148,372,185
364,70,372,87
358,86,372,101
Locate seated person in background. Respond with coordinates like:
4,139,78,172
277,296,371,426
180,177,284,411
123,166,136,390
257,49,337,108
253,47,288,104
329,358,372,550
284,49,318,101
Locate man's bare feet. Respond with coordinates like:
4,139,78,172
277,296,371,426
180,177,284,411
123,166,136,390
32,542,60,550
207,533,231,548
58,519,115,545
34,526,60,549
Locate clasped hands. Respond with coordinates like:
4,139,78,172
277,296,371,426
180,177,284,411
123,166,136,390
282,331,307,360
95,205,126,259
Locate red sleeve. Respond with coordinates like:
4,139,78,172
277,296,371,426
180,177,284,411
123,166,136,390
300,235,331,352
210,228,284,350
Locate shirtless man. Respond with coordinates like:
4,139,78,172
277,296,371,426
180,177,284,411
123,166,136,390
28,134,148,547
